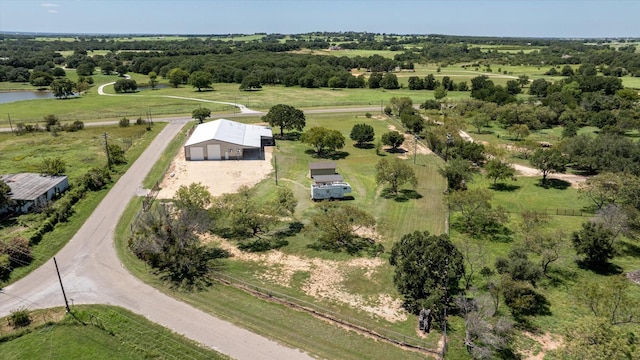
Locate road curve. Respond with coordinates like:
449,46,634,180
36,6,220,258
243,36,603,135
0,118,311,360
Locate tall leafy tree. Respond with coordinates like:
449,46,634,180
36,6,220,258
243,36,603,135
300,127,345,155
381,131,405,151
350,123,375,146
375,158,418,195
572,221,615,268
262,104,306,137
167,68,189,88
50,78,75,99
188,71,213,91
390,231,464,320
485,159,516,185
192,107,211,124
529,148,568,184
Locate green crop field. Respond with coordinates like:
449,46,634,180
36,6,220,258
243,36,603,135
0,305,228,360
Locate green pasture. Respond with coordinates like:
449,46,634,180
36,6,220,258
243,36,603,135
450,174,640,338
0,305,228,360
0,123,166,286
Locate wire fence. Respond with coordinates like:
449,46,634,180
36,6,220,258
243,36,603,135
212,271,443,358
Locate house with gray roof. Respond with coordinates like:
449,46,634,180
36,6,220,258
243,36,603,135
184,119,274,160
0,173,69,214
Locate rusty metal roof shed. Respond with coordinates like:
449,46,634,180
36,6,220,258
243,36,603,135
0,173,68,201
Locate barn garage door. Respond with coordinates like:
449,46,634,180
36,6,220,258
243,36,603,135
207,144,221,160
190,146,204,161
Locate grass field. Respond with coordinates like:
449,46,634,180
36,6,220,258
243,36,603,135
0,305,228,360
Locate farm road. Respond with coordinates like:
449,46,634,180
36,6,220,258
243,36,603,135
0,117,312,360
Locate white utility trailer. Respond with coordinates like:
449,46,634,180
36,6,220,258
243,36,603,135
311,182,352,200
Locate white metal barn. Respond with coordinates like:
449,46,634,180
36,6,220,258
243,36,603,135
184,119,274,161
0,173,69,213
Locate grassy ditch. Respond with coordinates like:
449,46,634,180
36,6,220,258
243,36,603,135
0,305,228,360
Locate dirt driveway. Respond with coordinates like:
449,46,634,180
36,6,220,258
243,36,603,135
157,147,274,199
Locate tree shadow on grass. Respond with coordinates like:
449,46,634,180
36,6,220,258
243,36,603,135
380,188,422,202
273,221,304,239
536,178,571,190
354,143,375,149
620,240,640,258
304,149,350,160
277,131,301,141
577,260,623,275
384,147,407,154
490,183,521,192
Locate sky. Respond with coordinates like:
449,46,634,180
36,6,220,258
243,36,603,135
0,0,638,38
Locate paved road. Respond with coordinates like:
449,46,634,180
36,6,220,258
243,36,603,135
0,118,312,360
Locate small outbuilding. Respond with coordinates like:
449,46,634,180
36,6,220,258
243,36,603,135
184,119,274,161
312,174,344,184
309,162,337,178
0,173,69,214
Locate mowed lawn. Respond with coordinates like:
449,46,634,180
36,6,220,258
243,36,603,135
0,305,228,360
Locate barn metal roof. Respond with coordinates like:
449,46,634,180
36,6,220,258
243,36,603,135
0,173,68,201
309,162,337,170
185,119,273,148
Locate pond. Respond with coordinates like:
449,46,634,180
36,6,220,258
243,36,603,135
0,91,57,104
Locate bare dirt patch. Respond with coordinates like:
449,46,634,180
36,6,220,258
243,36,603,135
205,234,407,322
522,331,563,360
386,124,433,159
156,147,274,199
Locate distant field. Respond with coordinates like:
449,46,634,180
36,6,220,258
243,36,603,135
468,44,542,54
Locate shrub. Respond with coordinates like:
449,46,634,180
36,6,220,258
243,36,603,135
365,112,372,118
43,114,60,131
8,307,31,328
135,117,144,125
119,117,130,127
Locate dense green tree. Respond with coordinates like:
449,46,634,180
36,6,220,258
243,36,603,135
239,74,262,90
50,78,75,99
381,131,405,151
575,276,639,325
400,112,425,134
506,124,530,141
517,74,530,88
305,203,376,254
349,123,375,146
529,148,568,184
188,70,213,91
389,230,464,318
506,80,521,95
439,158,472,191
368,72,382,89
572,221,615,268
300,127,345,154
29,71,54,87
529,78,549,97
380,73,399,89
407,76,424,90
434,85,447,100
192,107,211,124
262,104,306,137
167,67,189,88
389,97,413,116
485,159,516,185
375,158,418,195
148,71,158,90
114,78,137,93
446,188,492,233
424,74,437,90
495,247,542,286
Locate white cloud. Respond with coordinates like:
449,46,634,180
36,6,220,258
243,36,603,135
41,3,59,8
48,10,58,13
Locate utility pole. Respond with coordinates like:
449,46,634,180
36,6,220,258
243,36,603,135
413,134,417,165
53,257,71,313
103,132,112,168
274,155,278,185
7,113,13,132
